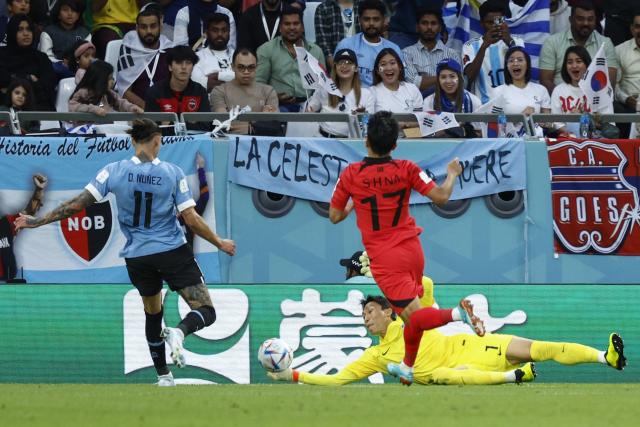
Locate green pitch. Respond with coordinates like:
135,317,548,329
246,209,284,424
1,384,638,427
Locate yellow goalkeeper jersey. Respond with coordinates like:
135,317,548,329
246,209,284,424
298,320,515,386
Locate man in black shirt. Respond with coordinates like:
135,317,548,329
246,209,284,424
144,45,212,133
237,0,304,52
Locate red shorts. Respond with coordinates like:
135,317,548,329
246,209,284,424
369,237,425,314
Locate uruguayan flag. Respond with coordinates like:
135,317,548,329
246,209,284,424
449,0,550,81
65,123,96,135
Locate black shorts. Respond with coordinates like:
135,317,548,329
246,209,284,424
125,244,204,297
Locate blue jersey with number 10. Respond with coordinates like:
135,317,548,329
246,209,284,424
85,156,196,258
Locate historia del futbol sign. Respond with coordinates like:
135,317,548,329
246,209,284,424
0,135,222,283
547,138,640,255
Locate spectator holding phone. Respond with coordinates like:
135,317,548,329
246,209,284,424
462,0,524,103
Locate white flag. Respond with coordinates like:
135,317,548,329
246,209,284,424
578,43,613,109
473,94,526,137
294,46,342,97
474,94,506,114
413,112,460,136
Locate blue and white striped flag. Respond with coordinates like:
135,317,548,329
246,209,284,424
65,123,96,135
449,0,550,81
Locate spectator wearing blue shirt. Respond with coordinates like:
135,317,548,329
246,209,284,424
334,0,404,87
14,119,236,387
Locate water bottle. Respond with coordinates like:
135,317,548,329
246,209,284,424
497,112,507,137
360,113,369,138
579,113,590,138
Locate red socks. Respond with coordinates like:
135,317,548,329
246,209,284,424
403,307,453,367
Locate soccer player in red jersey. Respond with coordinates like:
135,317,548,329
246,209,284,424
329,111,485,385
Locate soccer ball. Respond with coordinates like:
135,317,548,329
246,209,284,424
257,338,293,372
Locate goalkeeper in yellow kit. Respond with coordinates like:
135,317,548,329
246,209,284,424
267,278,626,386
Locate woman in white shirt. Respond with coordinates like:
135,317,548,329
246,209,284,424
370,48,423,114
423,58,483,137
550,46,614,137
494,47,551,136
307,48,374,138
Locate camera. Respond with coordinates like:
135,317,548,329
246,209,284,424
493,16,505,26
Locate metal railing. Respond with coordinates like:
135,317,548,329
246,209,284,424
181,112,535,137
530,113,640,124
15,112,180,127
3,111,637,138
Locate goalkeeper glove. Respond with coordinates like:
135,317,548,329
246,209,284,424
266,368,293,382
359,251,373,278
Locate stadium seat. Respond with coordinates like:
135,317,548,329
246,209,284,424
55,78,77,113
104,39,123,72
303,2,321,43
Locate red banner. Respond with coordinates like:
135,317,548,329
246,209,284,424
547,138,640,255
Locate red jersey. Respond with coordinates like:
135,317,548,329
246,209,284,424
0,214,17,280
331,157,435,259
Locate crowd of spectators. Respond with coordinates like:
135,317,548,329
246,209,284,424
0,0,637,138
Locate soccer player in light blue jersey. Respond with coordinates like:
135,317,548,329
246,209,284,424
15,119,236,387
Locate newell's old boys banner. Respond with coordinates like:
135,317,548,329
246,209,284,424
228,136,526,203
547,138,640,255
0,135,221,283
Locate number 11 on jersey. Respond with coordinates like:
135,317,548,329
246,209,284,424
133,190,153,228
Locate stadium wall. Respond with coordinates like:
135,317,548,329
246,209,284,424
2,136,638,283
0,284,636,384
214,139,640,284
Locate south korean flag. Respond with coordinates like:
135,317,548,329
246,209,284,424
294,46,342,97
579,43,613,109
414,112,460,136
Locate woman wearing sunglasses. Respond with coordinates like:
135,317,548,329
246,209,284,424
307,48,374,138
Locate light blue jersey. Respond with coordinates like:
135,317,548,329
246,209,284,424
335,33,405,87
85,156,196,258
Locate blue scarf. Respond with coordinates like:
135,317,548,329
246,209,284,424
439,90,473,113
187,0,218,47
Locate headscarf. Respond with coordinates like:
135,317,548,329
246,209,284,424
5,14,37,52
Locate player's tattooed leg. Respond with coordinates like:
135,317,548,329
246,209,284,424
178,282,213,309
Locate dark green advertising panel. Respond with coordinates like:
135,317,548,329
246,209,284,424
0,284,636,384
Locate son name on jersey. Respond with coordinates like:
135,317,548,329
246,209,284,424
362,172,401,189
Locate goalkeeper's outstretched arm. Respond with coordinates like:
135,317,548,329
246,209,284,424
268,354,381,386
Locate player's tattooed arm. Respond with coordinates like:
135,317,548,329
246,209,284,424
14,189,96,231
22,174,48,215
178,282,213,309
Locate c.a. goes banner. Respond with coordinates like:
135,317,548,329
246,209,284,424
547,138,640,255
228,135,526,203
0,135,220,283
